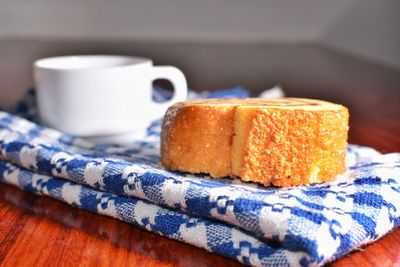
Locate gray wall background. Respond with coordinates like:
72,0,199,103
0,0,399,106
1,0,399,68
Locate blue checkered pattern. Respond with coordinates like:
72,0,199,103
0,88,399,266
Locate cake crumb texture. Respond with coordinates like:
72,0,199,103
161,98,349,187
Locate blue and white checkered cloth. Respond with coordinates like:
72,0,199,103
1,88,399,267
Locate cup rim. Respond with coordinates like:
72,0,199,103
34,55,151,71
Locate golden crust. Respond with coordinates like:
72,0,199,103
161,98,349,187
161,103,236,177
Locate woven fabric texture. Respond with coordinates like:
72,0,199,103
0,88,399,267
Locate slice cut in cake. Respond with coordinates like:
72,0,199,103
161,98,349,187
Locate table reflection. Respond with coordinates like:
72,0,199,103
0,183,241,267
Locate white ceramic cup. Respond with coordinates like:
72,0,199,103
34,55,187,137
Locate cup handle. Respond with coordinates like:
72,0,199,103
150,66,188,118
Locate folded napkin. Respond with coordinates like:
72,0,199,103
1,88,400,267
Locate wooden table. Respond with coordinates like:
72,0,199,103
0,44,399,266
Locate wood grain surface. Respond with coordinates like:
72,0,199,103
0,43,400,266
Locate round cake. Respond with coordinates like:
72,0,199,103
161,98,349,187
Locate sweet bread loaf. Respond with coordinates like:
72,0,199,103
161,98,349,187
